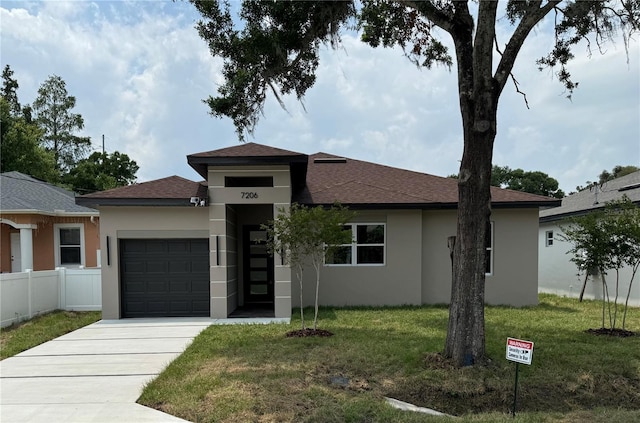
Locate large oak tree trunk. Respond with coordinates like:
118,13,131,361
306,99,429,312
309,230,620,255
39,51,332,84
444,121,495,366
444,4,498,365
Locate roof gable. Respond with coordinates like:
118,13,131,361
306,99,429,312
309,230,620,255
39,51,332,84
0,171,96,215
188,142,305,158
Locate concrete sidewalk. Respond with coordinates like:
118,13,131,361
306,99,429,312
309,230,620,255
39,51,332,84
0,318,215,423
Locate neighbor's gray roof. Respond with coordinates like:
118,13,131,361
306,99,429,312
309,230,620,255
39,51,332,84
0,172,97,215
540,170,640,222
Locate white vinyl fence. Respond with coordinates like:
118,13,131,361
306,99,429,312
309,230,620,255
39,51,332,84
1,268,101,328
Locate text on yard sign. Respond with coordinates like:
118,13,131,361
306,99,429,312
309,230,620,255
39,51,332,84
506,337,534,365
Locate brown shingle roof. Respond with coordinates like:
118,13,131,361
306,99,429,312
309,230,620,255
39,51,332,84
77,145,560,209
189,142,305,158
295,153,559,208
76,176,207,207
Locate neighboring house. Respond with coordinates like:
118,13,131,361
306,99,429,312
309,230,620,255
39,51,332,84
77,143,559,320
0,172,100,273
539,171,640,306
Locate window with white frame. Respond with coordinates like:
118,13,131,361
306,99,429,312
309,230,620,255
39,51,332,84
485,221,494,275
54,224,85,267
545,230,554,247
325,223,385,266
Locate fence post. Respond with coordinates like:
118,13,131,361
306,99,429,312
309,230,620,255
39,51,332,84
57,267,66,310
26,269,33,320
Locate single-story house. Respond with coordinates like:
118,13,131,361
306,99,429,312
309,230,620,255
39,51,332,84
1,171,100,273
77,143,560,320
539,170,640,306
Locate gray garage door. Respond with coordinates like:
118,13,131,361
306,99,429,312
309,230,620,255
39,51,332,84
120,239,210,318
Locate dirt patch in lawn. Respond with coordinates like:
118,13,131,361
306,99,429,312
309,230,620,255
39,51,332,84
286,328,334,337
586,327,635,337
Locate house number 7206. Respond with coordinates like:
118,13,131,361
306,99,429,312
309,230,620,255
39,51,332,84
241,192,259,199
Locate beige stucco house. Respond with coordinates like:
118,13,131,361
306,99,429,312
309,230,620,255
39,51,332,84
77,143,559,320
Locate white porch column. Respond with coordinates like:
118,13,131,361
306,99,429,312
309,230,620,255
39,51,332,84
19,227,34,272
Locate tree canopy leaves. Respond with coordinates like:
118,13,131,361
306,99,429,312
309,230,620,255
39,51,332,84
32,75,91,172
491,165,565,198
561,197,640,329
575,165,640,192
264,203,355,330
62,151,139,194
1,66,139,193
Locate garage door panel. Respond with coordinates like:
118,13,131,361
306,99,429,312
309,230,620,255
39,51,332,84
145,241,167,253
168,241,189,253
146,280,168,293
192,300,210,313
121,240,146,253
191,261,209,273
145,261,168,273
169,261,190,273
190,239,209,252
120,239,210,318
192,279,210,293
169,280,190,294
123,281,146,293
122,261,145,273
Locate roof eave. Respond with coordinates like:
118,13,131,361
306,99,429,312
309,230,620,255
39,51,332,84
0,209,98,216
297,200,556,210
75,198,195,207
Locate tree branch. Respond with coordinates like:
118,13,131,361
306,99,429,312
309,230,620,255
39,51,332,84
396,0,455,33
474,1,499,90
494,0,561,95
494,36,529,109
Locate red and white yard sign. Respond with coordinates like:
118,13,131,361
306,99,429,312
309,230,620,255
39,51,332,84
506,337,534,365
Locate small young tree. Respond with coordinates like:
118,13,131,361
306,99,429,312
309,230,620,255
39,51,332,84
264,203,355,331
562,197,640,332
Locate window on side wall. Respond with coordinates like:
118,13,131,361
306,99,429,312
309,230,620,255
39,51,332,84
545,230,554,247
325,223,385,266
54,224,85,267
485,221,494,276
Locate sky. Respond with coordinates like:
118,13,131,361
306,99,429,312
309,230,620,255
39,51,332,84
2,0,639,194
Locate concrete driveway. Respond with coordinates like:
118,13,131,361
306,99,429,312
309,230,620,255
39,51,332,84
0,318,214,423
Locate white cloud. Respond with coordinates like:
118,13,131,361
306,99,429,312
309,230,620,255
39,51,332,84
1,1,638,193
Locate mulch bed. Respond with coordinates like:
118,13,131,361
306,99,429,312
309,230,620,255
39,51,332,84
585,327,635,337
286,328,334,337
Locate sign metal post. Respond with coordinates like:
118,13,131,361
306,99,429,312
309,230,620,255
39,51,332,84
506,337,534,417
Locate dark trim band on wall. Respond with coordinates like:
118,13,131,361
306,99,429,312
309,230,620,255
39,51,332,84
106,236,111,266
215,235,219,266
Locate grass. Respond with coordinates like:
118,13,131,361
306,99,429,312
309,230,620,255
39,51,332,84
0,310,101,359
139,294,640,422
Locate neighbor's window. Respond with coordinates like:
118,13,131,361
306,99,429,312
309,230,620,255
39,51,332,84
485,221,494,275
546,230,554,247
54,224,85,267
326,223,385,266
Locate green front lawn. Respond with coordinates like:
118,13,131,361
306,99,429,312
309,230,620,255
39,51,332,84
140,295,640,422
0,310,101,359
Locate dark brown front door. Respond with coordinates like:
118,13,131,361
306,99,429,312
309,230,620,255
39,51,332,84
243,226,274,304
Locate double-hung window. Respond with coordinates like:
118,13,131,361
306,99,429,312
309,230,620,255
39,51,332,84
54,224,85,267
545,230,554,247
326,223,385,266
